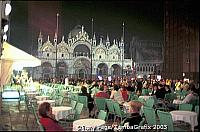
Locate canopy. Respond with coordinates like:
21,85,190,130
0,42,41,87
1,42,41,67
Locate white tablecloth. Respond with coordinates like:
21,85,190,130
35,95,50,101
139,96,153,101
170,110,198,131
37,100,56,106
52,106,73,121
173,99,183,104
73,118,105,131
26,92,39,98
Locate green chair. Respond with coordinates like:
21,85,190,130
78,96,88,109
144,98,155,108
194,105,199,118
106,100,115,121
70,100,77,110
97,110,107,121
179,103,193,111
157,110,186,132
95,98,106,113
137,97,146,104
143,106,157,126
128,94,138,101
113,102,127,122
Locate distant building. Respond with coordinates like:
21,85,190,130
33,25,132,80
163,0,199,82
130,38,163,79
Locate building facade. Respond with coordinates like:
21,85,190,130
130,38,163,79
163,0,199,82
33,25,132,80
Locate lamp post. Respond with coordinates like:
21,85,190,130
55,13,59,78
121,22,125,81
90,18,94,80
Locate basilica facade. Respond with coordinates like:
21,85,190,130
33,25,132,80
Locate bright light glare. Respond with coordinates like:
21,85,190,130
4,24,9,33
5,3,12,16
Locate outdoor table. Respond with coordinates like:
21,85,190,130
73,118,105,131
52,106,73,121
37,100,56,106
170,110,198,131
35,95,50,101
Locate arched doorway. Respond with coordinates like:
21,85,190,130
73,44,90,58
111,64,121,77
57,62,67,78
73,58,91,79
42,62,53,79
97,63,108,76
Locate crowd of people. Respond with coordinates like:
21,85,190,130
37,77,199,131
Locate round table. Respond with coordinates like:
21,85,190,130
52,106,73,121
37,100,56,106
26,92,39,98
170,110,198,131
73,118,105,131
35,95,50,101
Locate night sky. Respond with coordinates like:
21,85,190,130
9,0,163,55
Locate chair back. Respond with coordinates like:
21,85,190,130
179,103,193,111
95,98,106,111
113,102,123,117
78,96,88,109
194,105,199,116
106,100,115,114
143,106,157,125
157,110,174,131
70,100,77,110
144,98,154,108
97,110,107,121
128,94,138,101
74,103,84,120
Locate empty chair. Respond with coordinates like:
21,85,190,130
157,110,187,131
106,99,115,121
95,98,106,114
144,98,155,108
143,106,157,126
179,103,193,111
113,102,127,122
97,110,107,121
70,100,77,110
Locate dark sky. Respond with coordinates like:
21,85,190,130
9,0,164,54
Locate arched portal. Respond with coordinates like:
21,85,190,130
111,64,121,76
42,62,53,79
57,62,67,78
73,58,91,79
97,63,108,76
73,44,90,58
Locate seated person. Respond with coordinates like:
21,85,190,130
182,84,198,104
79,86,94,117
110,85,124,105
120,85,129,102
95,85,110,99
39,102,65,131
120,100,143,132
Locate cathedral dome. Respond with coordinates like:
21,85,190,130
68,25,89,38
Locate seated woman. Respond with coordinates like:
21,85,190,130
39,102,65,131
79,86,94,117
120,101,143,132
110,85,124,105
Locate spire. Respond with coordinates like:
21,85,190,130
81,25,84,33
93,32,96,40
113,39,116,45
47,35,50,41
54,32,57,44
39,30,42,38
106,34,110,47
61,35,65,42
100,37,103,45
